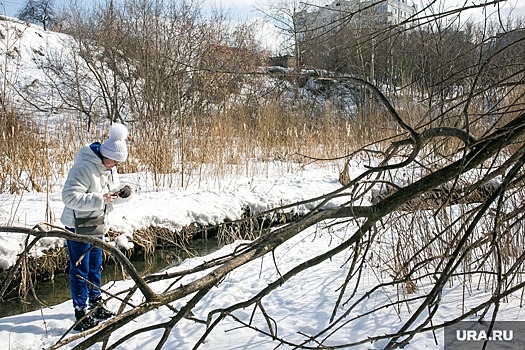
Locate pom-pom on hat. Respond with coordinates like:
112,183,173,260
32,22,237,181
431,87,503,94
100,123,128,163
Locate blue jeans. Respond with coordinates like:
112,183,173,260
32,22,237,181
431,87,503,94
66,227,102,310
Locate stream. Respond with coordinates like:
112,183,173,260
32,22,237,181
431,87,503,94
0,238,221,318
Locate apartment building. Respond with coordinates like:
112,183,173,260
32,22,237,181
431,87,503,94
295,0,417,40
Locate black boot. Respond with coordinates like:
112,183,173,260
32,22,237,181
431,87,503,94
89,297,115,320
73,308,99,331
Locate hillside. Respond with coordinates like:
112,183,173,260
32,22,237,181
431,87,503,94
1,16,77,117
0,15,357,127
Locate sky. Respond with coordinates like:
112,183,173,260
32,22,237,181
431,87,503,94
0,0,264,19
2,0,524,20
1,0,30,17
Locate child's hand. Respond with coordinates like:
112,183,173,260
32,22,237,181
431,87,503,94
103,192,118,204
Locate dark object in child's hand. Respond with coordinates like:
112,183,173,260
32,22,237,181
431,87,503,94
116,185,132,198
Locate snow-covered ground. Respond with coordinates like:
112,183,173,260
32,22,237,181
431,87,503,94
0,161,524,350
0,161,345,267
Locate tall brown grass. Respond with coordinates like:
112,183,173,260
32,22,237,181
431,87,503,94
0,108,53,195
4,78,522,196
106,82,406,190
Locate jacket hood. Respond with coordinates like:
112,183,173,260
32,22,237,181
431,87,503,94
74,145,107,174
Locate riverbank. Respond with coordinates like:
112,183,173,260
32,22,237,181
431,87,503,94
0,162,348,314
0,237,221,318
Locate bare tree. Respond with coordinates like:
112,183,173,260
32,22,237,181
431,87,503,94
256,0,312,68
3,64,525,349
16,0,56,31
57,0,265,186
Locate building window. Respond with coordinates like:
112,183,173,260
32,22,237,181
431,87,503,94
375,3,388,13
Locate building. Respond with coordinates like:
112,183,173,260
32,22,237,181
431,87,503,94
295,0,417,41
369,0,417,25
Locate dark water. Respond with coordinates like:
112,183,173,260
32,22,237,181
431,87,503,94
0,238,221,318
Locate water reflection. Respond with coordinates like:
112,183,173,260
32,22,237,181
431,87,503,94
0,238,221,318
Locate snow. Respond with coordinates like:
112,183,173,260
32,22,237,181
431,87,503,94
1,161,524,350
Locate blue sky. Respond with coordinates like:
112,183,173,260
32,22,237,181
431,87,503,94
1,0,24,16
2,0,524,22
0,0,262,19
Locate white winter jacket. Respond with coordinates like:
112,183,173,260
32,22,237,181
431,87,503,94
60,144,122,232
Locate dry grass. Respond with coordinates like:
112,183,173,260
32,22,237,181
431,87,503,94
132,226,194,256
4,80,522,195
0,108,53,194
